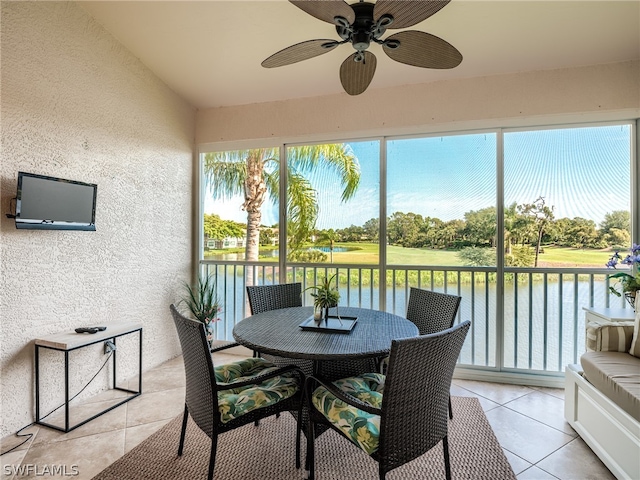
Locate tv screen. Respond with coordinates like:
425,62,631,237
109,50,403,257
15,172,97,231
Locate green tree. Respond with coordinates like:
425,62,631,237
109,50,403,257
600,210,630,237
259,227,275,246
547,217,572,246
606,228,631,249
463,207,496,247
503,202,519,254
457,246,496,266
387,212,423,247
317,228,340,263
518,197,554,267
505,245,535,267
203,214,244,244
363,217,379,242
203,146,360,282
565,217,599,248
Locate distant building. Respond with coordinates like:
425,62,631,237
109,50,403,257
206,236,246,250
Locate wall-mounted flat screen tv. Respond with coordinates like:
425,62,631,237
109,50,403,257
15,172,97,231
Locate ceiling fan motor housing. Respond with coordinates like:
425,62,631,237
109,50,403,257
340,2,377,52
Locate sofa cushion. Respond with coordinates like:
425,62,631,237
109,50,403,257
586,321,635,352
581,351,640,422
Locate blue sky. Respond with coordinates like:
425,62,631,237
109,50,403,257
205,124,632,229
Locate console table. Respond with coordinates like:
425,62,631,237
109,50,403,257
34,322,142,432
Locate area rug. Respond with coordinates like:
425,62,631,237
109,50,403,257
92,396,515,479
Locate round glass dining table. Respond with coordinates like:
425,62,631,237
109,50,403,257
232,306,419,377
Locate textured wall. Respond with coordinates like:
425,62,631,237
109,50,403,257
1,2,195,436
197,60,640,145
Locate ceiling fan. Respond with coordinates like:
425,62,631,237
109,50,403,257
262,0,463,96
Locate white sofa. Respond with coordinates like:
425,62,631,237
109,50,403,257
565,293,640,480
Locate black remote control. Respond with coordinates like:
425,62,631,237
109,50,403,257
75,326,107,334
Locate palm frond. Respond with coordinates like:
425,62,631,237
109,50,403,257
287,144,361,202
179,275,221,323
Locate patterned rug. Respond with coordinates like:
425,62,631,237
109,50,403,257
92,396,515,479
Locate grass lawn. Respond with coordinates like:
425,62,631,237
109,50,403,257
536,247,613,268
329,243,463,265
327,244,615,268
206,242,617,268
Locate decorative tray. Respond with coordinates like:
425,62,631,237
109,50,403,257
299,315,358,333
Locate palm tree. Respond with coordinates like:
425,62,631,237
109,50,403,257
203,146,360,282
317,228,340,263
518,196,555,267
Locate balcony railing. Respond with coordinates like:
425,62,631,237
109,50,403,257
201,260,632,377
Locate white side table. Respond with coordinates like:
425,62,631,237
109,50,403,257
34,322,142,432
583,306,636,324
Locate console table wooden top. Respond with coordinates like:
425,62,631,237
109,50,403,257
34,322,143,350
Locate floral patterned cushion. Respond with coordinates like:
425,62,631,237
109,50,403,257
311,372,385,455
214,357,299,424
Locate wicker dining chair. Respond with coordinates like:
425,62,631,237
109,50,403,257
380,287,462,418
306,321,471,480
170,304,305,480
406,287,462,335
246,283,313,375
408,287,462,419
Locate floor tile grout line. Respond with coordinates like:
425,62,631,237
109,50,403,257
527,437,583,478
500,400,577,438
451,381,532,407
501,446,534,474
520,463,563,479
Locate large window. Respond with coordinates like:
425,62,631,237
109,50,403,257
386,133,497,265
199,121,636,376
502,124,633,370
201,147,280,263
285,141,380,265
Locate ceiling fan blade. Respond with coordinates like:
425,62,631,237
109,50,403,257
290,0,355,26
262,39,339,68
383,30,462,69
340,51,377,96
374,0,450,29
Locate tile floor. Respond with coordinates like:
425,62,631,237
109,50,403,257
1,352,616,480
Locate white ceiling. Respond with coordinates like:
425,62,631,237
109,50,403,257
79,1,640,109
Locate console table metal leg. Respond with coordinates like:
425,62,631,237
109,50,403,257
138,329,142,392
64,350,70,432
113,336,117,388
35,346,40,423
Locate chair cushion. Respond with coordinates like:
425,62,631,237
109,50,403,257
311,373,385,455
215,357,299,424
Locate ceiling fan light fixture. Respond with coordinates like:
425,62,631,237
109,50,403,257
352,31,370,51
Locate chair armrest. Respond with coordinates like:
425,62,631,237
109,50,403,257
216,364,304,391
305,375,382,416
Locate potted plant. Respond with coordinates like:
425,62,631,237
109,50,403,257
606,244,640,310
304,273,340,322
179,274,222,347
